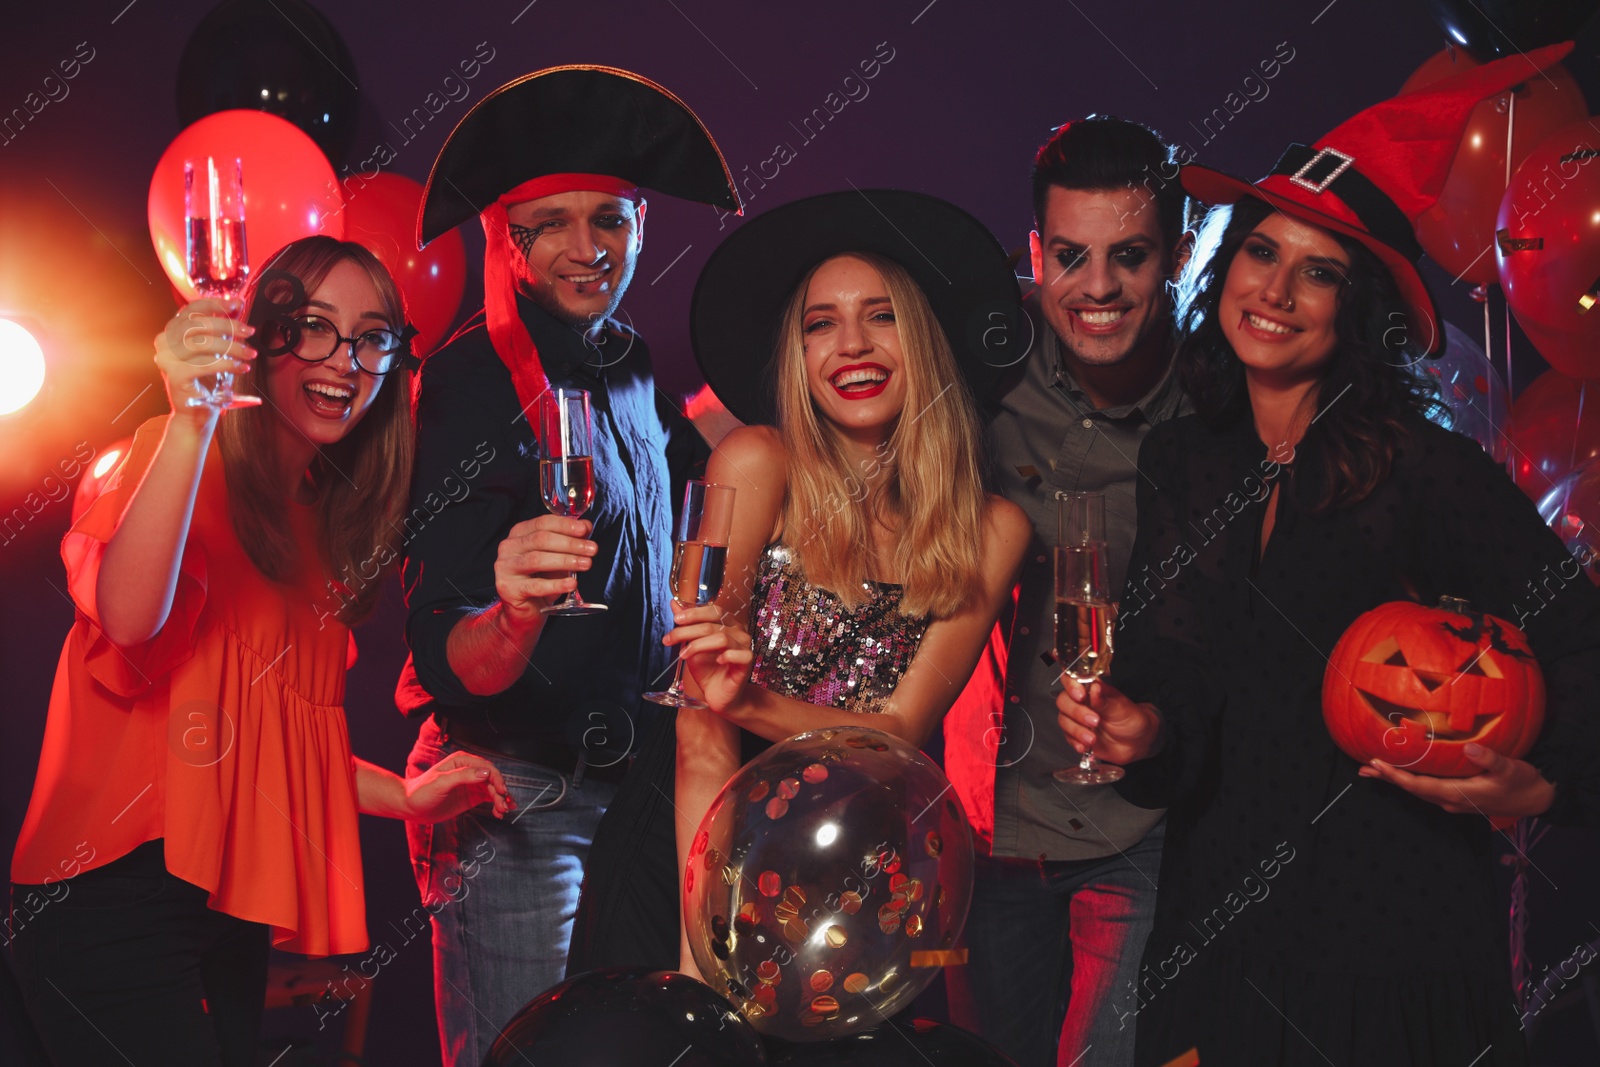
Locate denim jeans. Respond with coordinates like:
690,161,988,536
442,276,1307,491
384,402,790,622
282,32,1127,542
947,817,1164,1067
9,839,269,1067
405,717,617,1067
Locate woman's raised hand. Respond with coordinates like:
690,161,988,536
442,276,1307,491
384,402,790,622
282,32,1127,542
154,298,255,418
1055,676,1164,767
665,602,755,718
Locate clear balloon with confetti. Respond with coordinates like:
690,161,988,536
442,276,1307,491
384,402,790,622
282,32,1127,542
684,727,974,1042
1424,321,1511,463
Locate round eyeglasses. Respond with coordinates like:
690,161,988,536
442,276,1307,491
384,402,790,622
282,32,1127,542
270,315,404,375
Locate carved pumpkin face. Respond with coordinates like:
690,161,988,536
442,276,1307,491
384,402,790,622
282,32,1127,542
1322,600,1545,777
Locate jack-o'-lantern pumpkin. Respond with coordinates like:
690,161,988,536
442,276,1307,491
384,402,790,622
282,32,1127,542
1322,597,1545,777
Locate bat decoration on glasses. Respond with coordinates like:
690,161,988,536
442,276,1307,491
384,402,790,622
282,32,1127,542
247,268,422,372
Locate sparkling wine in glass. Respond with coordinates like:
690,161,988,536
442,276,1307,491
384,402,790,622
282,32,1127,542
1053,491,1125,785
644,480,737,709
539,388,607,615
183,156,259,409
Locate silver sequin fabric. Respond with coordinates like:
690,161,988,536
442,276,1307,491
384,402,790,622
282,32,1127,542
747,543,930,713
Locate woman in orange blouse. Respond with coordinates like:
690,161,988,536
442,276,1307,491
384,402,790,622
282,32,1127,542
9,236,510,1067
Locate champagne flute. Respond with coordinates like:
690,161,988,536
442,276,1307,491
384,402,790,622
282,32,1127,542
183,156,260,409
1053,491,1124,785
538,388,607,615
643,480,737,709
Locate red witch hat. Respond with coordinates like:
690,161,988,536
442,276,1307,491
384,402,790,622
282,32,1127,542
1182,42,1573,355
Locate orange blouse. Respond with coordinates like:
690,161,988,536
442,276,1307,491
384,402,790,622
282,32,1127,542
11,417,367,957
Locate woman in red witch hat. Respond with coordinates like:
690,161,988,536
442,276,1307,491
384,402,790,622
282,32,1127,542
1057,44,1600,1064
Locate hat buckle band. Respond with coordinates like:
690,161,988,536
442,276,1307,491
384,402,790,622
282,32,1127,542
1289,146,1356,195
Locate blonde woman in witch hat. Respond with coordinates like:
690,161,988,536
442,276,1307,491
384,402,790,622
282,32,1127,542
399,66,738,1066
650,190,1032,975
1054,43,1600,1065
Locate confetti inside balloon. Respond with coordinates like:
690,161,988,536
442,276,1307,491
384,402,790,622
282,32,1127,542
685,727,974,1041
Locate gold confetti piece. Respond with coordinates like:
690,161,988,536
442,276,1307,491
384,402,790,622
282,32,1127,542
803,763,829,783
824,925,848,948
839,891,862,914
748,781,770,802
810,970,834,992
910,948,968,967
777,777,800,800
765,797,789,820
759,871,781,897
842,973,870,994
1495,227,1543,254
905,915,923,938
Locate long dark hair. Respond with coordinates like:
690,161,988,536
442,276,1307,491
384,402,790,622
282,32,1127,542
219,236,414,624
1174,196,1441,512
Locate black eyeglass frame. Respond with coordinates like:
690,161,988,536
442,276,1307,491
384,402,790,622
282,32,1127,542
272,314,406,376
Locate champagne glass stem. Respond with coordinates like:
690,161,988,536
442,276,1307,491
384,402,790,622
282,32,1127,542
664,643,690,699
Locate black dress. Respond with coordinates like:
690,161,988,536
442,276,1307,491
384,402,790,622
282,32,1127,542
1111,412,1600,1066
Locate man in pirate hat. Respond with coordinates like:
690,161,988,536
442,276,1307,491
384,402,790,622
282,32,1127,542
942,116,1193,1067
395,65,738,1065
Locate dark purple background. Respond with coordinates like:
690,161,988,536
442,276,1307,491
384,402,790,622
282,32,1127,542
3,1,1600,1062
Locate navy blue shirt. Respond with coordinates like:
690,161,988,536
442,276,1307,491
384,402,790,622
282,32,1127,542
396,295,705,757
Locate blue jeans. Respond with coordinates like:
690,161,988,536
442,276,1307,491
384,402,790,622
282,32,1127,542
947,818,1164,1067
405,717,616,1067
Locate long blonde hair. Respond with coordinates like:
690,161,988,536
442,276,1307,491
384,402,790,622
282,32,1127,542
218,236,415,625
774,251,987,618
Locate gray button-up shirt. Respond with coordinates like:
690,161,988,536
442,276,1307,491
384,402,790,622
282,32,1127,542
982,292,1188,860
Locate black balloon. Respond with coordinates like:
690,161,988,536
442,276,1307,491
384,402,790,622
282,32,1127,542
764,1019,1017,1066
1422,0,1598,61
483,968,768,1067
176,0,359,166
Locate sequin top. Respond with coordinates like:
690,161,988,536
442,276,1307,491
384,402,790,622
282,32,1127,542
746,543,930,713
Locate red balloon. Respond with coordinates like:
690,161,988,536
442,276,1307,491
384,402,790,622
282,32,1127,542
149,110,343,301
1506,368,1600,498
1402,49,1588,286
1496,118,1600,376
338,173,466,355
